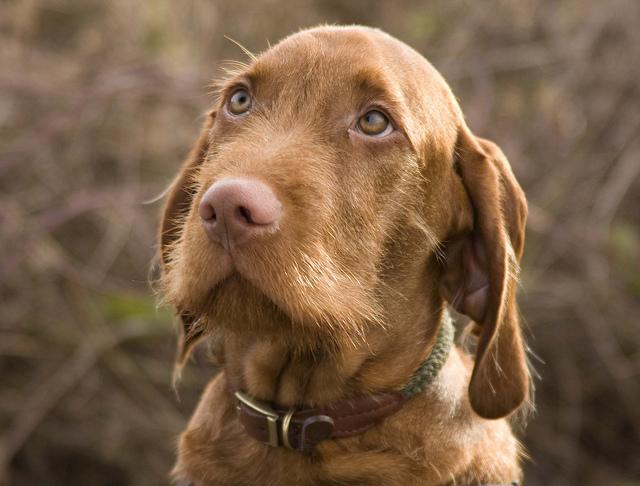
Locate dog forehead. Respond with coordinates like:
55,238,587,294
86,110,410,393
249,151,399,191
250,27,460,139
251,27,429,93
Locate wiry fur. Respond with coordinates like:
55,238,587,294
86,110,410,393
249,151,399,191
157,25,531,485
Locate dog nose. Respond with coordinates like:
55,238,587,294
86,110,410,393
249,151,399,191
198,178,282,250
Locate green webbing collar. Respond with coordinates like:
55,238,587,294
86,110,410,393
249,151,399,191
401,312,455,398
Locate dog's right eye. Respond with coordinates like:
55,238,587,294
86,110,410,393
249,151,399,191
228,89,252,116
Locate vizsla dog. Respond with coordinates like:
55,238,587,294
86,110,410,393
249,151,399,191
158,26,530,486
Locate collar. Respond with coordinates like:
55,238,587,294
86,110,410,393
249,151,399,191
233,314,455,452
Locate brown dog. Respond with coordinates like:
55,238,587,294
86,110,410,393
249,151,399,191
158,25,530,486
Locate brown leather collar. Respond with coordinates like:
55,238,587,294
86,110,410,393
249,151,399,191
216,393,521,483
234,389,406,452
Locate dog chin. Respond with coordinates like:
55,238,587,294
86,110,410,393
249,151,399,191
199,273,298,333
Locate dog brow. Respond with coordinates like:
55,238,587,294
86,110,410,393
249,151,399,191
353,67,404,107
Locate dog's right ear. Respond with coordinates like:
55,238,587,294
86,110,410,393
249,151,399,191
158,112,215,375
159,112,215,267
440,125,529,419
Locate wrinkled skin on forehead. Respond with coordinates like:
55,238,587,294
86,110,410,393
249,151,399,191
160,25,529,486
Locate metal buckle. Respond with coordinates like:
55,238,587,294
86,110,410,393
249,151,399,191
281,408,296,449
235,391,280,447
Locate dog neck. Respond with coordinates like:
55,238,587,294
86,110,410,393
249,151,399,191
219,303,453,409
226,315,455,452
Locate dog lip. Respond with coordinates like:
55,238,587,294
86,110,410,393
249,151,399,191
201,242,267,289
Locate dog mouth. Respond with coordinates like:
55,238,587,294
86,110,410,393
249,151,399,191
199,254,380,346
168,206,384,343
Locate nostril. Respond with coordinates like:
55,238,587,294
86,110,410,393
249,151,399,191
199,201,217,222
237,205,254,225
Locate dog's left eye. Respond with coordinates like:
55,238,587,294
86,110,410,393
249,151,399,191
357,110,393,137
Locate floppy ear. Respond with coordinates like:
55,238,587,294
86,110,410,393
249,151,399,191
159,112,215,373
440,125,529,419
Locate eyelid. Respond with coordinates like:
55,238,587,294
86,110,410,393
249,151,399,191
229,84,250,95
221,78,251,101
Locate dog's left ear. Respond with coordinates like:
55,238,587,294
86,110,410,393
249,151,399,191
441,125,529,419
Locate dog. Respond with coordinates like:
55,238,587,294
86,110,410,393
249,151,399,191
158,25,530,486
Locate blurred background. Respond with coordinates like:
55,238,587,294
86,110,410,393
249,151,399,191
1,1,639,484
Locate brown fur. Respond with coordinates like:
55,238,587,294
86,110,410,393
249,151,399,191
158,25,530,485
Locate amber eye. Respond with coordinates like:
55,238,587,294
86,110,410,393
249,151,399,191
228,88,251,115
357,110,392,136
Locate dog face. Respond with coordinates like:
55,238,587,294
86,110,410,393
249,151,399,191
159,26,529,419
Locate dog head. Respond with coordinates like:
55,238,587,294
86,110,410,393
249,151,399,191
158,26,528,419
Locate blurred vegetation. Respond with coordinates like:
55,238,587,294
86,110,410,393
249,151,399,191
1,1,639,485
